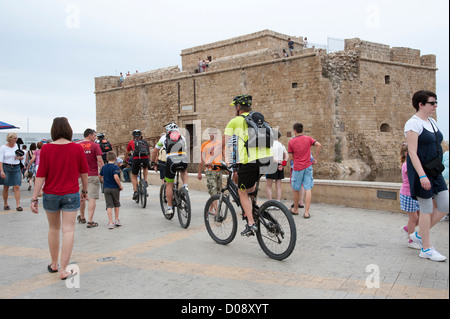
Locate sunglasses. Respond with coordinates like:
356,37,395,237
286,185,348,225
425,101,438,106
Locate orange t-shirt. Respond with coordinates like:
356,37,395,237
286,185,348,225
201,139,221,169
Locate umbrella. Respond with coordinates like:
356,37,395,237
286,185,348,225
0,121,20,130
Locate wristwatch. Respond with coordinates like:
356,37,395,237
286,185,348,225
81,190,88,194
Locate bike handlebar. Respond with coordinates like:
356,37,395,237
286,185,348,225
211,161,238,173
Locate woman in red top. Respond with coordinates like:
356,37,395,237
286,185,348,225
30,117,89,280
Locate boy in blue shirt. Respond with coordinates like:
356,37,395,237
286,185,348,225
99,151,123,229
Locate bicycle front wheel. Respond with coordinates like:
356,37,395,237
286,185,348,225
159,183,174,220
177,187,191,228
139,179,147,208
256,200,297,260
204,194,237,245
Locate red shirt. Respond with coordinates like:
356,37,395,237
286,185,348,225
36,143,89,195
127,139,149,159
288,135,316,171
77,140,103,176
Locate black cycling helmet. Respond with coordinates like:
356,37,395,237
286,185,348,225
97,132,105,139
132,129,142,137
230,94,252,107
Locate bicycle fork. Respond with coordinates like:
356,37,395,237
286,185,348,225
216,193,228,223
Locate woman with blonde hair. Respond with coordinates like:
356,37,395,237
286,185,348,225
0,132,24,211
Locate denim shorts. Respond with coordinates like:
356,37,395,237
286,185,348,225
291,166,314,191
2,164,22,187
43,192,80,212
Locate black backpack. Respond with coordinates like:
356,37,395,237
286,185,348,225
98,139,112,153
133,139,150,157
241,111,274,154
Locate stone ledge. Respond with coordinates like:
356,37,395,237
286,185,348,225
146,171,403,214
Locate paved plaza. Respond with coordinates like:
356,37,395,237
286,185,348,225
0,181,448,303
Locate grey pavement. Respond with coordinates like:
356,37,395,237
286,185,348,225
0,180,448,302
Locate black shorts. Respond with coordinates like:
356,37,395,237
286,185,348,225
131,158,149,175
266,162,284,180
237,162,269,192
165,156,188,182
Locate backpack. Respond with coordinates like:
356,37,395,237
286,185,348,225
165,131,183,154
99,139,112,153
133,139,150,157
165,131,188,163
241,111,274,154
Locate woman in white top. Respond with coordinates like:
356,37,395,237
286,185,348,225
0,133,24,211
404,90,448,262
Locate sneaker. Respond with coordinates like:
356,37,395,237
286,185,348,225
407,240,421,250
108,223,115,229
419,247,447,262
183,185,189,192
132,191,138,200
241,224,257,237
409,231,422,248
114,219,122,227
166,206,173,217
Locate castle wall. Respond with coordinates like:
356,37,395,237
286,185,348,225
95,32,437,178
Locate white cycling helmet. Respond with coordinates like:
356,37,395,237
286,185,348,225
164,122,178,133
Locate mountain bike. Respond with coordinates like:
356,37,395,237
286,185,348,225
159,168,191,228
134,162,147,208
203,161,297,260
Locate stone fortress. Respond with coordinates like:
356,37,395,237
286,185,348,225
94,29,439,179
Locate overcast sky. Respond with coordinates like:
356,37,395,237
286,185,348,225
0,0,448,140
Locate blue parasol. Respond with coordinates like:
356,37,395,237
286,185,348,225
0,121,20,130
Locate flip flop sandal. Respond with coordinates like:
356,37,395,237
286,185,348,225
77,215,86,224
87,222,98,228
4,206,10,210
16,207,23,211
47,264,58,273
290,208,299,215
61,270,77,280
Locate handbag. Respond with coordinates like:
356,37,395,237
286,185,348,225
16,146,25,170
422,119,445,178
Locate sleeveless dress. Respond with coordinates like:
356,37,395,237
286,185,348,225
406,119,447,199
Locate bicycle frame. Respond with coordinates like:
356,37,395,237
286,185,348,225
220,167,240,208
172,170,180,206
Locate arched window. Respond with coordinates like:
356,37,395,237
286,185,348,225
380,123,391,132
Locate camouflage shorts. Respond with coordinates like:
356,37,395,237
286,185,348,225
205,170,223,196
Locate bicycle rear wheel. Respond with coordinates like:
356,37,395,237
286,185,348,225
204,194,237,245
159,183,174,220
256,200,297,260
177,187,191,228
139,179,147,208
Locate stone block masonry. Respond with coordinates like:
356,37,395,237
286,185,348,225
95,30,438,178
